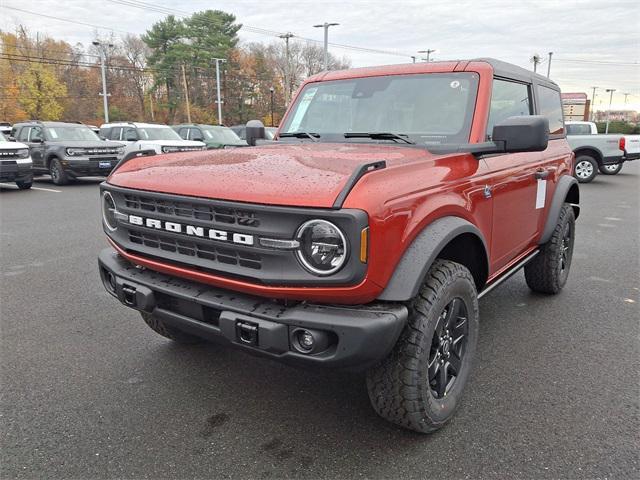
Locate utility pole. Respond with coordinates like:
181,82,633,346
212,58,226,125
623,93,629,105
590,86,598,122
605,88,616,134
278,32,294,102
418,49,436,62
181,64,191,123
411,56,416,63
546,51,553,78
313,22,339,71
93,40,113,124
531,54,541,73
149,92,155,122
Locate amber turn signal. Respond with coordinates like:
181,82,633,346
360,227,369,263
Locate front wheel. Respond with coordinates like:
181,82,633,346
573,155,598,183
16,179,32,190
366,259,479,433
49,158,69,185
599,163,623,175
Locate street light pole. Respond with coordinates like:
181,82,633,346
181,64,191,123
590,86,598,122
418,49,436,62
605,88,615,134
313,22,339,71
546,51,553,78
278,32,294,102
212,58,226,125
269,86,275,127
93,40,113,124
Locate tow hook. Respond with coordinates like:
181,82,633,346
236,321,259,346
122,285,137,306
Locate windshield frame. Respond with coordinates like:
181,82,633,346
279,72,480,147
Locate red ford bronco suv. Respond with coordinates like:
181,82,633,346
98,58,579,433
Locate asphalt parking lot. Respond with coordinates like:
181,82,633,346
1,163,639,479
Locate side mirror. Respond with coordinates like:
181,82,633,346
245,120,266,147
492,115,549,153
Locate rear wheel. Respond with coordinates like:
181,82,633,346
49,158,69,185
598,163,623,175
366,260,479,433
140,312,204,344
525,203,575,294
574,155,598,183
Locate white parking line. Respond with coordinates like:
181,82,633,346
0,183,61,193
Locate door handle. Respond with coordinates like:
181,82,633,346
535,169,549,180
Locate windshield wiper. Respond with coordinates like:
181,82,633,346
344,132,415,144
279,131,320,142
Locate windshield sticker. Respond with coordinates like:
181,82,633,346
288,87,317,132
49,129,58,139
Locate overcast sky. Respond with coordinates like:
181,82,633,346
2,0,639,111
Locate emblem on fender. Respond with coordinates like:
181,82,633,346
127,214,254,246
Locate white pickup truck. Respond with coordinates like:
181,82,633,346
566,121,640,183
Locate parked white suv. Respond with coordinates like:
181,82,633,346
99,122,206,158
0,131,33,189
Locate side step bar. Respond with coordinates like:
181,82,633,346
478,250,539,299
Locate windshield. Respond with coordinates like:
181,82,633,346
203,127,243,143
0,132,6,142
137,127,182,141
46,126,100,142
281,73,479,145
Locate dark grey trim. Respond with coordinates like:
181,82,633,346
377,216,488,302
477,250,539,299
332,160,386,208
539,175,579,244
474,58,559,90
573,146,604,163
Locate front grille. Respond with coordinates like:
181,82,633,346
0,151,20,159
129,230,262,270
123,193,260,227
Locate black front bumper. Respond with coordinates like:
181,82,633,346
0,163,32,182
62,158,117,177
98,248,407,369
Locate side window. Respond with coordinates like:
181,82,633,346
487,79,532,139
122,127,137,141
30,127,43,142
17,127,30,142
177,128,189,139
109,127,122,141
190,128,203,140
566,124,591,135
98,127,111,139
537,86,564,135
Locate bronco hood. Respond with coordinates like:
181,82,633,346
108,143,430,208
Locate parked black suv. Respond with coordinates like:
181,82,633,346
11,121,124,185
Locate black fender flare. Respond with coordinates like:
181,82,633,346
539,175,580,244
573,147,604,165
377,216,488,302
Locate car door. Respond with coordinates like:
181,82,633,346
482,78,546,272
20,126,45,169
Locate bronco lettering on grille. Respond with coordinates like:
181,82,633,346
128,214,254,246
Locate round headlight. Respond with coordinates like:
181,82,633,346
102,191,118,231
295,219,348,276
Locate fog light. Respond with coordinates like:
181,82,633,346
298,330,314,351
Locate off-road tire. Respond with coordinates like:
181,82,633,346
525,203,575,294
140,312,204,344
49,158,69,185
573,155,598,183
366,260,479,433
16,179,32,190
598,163,623,175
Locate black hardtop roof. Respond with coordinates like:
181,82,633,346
474,58,560,90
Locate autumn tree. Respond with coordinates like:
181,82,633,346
18,63,67,120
